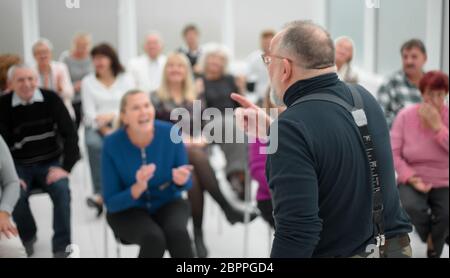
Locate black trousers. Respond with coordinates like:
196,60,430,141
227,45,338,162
399,185,449,256
107,198,194,258
72,101,82,130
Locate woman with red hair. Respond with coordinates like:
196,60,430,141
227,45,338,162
391,70,449,258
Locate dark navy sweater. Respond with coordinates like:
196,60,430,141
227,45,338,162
0,89,80,172
267,73,412,258
102,121,192,214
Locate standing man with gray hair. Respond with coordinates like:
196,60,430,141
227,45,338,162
232,20,412,258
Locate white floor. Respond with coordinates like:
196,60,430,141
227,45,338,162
26,131,449,258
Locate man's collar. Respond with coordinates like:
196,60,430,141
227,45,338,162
12,89,44,107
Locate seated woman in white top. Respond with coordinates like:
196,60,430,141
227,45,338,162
33,38,75,118
81,43,135,216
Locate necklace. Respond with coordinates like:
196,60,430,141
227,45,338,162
140,147,147,165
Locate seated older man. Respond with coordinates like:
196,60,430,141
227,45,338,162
0,64,80,258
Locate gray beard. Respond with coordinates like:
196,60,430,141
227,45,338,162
270,88,285,106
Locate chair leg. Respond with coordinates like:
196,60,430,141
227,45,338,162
217,205,223,235
116,239,121,258
243,153,252,258
268,225,273,257
104,218,109,258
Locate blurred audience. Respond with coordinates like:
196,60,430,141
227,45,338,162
103,90,194,258
1,18,448,258
0,64,80,258
151,53,256,258
81,43,135,216
391,70,449,258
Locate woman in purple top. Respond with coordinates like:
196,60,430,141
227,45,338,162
249,88,286,228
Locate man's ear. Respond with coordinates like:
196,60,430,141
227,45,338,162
281,59,292,82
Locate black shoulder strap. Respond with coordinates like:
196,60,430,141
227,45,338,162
290,84,386,248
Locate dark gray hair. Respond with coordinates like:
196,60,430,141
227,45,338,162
280,20,335,70
401,39,427,55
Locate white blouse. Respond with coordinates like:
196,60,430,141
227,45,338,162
81,73,135,129
127,54,167,94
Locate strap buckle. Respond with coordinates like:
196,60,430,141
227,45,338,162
351,109,368,127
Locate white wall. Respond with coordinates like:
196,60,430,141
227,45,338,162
376,0,427,75
0,0,23,54
327,0,365,68
136,0,225,57
233,0,326,60
134,0,326,60
38,0,119,59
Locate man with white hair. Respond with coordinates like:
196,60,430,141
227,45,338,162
128,32,167,93
335,36,359,84
0,64,80,258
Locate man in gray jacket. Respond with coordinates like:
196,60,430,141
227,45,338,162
0,135,26,258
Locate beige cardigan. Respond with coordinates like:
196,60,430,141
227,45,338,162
35,61,75,118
